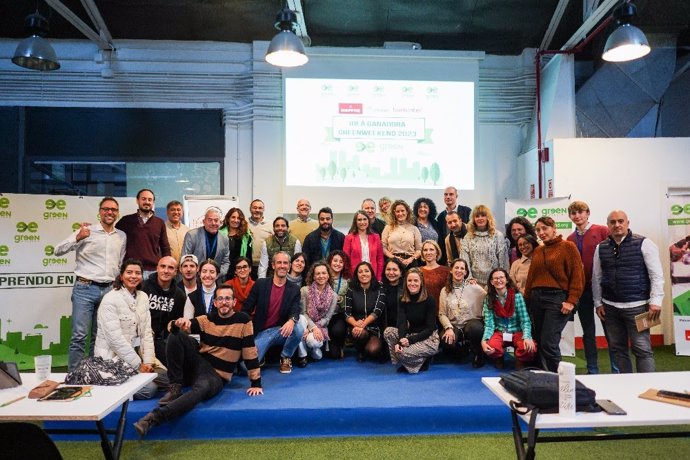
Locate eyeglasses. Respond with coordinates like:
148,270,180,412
100,207,119,213
236,265,250,270
215,296,234,303
491,276,507,281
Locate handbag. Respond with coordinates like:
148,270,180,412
65,356,137,386
28,380,60,399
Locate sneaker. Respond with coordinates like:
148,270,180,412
158,383,182,406
294,356,308,368
279,356,292,374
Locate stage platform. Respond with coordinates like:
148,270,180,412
51,355,517,440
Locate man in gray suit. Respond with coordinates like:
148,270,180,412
182,208,230,278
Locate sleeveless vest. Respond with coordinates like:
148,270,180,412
598,231,650,303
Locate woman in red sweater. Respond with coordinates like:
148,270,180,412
524,216,584,372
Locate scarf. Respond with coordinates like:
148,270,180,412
307,282,335,339
493,288,515,319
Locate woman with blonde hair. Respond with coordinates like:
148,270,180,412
460,204,509,287
419,240,449,309
381,199,422,269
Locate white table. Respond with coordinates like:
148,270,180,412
0,372,156,460
482,371,690,459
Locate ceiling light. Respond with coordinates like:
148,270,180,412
12,11,60,71
602,1,650,62
265,8,308,68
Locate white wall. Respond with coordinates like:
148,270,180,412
550,137,690,344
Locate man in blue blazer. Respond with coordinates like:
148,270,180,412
242,251,304,374
182,208,230,278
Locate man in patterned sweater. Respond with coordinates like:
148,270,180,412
134,285,263,437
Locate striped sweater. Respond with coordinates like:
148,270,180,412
190,311,262,388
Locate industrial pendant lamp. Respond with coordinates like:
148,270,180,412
602,1,650,62
12,10,60,71
265,8,308,67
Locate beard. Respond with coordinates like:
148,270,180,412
320,223,332,232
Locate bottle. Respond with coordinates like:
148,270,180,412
558,361,576,417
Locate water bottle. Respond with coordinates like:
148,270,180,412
558,361,576,417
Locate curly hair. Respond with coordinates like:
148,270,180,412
305,261,332,286
412,197,438,222
327,250,351,280
388,199,414,227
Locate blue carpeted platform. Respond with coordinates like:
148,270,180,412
49,356,517,440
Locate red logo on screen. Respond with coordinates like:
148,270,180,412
686,330,690,341
339,103,363,114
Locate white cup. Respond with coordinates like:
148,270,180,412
34,355,52,381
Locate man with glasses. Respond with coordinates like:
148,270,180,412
116,188,171,278
134,285,263,437
593,210,664,373
55,197,127,371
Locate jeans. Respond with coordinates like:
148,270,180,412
297,316,324,360
158,331,224,421
254,322,305,361
604,304,655,373
530,288,571,372
69,280,112,371
578,287,620,374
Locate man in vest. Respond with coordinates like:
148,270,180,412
258,217,302,278
592,210,664,373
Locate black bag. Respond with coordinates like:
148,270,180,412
65,357,137,386
499,369,599,414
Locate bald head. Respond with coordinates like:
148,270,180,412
156,256,178,287
607,210,630,242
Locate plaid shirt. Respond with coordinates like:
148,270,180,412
481,291,532,341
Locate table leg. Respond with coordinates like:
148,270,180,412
96,399,129,460
510,409,526,460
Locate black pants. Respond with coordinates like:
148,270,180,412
157,331,224,422
439,319,484,357
530,288,571,372
327,313,347,358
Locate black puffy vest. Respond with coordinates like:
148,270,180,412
598,231,650,303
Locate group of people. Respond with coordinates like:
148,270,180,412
54,187,664,437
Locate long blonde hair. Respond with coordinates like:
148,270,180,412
467,204,497,236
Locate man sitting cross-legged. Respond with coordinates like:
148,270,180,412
134,285,263,437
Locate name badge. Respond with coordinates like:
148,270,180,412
131,336,141,347
503,332,513,342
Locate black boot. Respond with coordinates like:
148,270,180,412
158,383,182,406
133,410,162,438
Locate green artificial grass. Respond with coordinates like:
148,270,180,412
55,345,690,459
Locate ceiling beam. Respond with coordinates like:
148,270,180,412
287,0,311,46
81,0,114,45
541,0,571,50
45,0,114,50
560,0,618,50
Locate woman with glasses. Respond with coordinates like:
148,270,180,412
384,268,439,373
509,234,540,295
224,256,255,312
481,268,536,369
524,216,585,372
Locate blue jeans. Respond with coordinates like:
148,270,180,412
254,322,305,361
69,280,112,371
604,303,655,373
578,287,619,374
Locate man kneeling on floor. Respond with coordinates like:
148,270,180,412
134,285,263,437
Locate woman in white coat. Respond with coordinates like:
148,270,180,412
94,258,158,399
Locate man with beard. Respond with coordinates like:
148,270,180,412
289,199,319,245
177,253,199,319
182,207,230,278
133,285,263,437
242,252,304,374
143,256,187,365
444,211,468,266
302,207,346,269
437,186,473,265
362,198,386,235
55,197,126,371
247,199,273,279
258,217,302,278
116,189,171,277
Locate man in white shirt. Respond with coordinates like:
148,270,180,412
54,197,126,371
593,210,664,373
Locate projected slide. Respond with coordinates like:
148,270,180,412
285,78,474,189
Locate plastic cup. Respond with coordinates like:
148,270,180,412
34,355,52,381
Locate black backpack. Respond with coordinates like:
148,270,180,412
499,368,600,414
